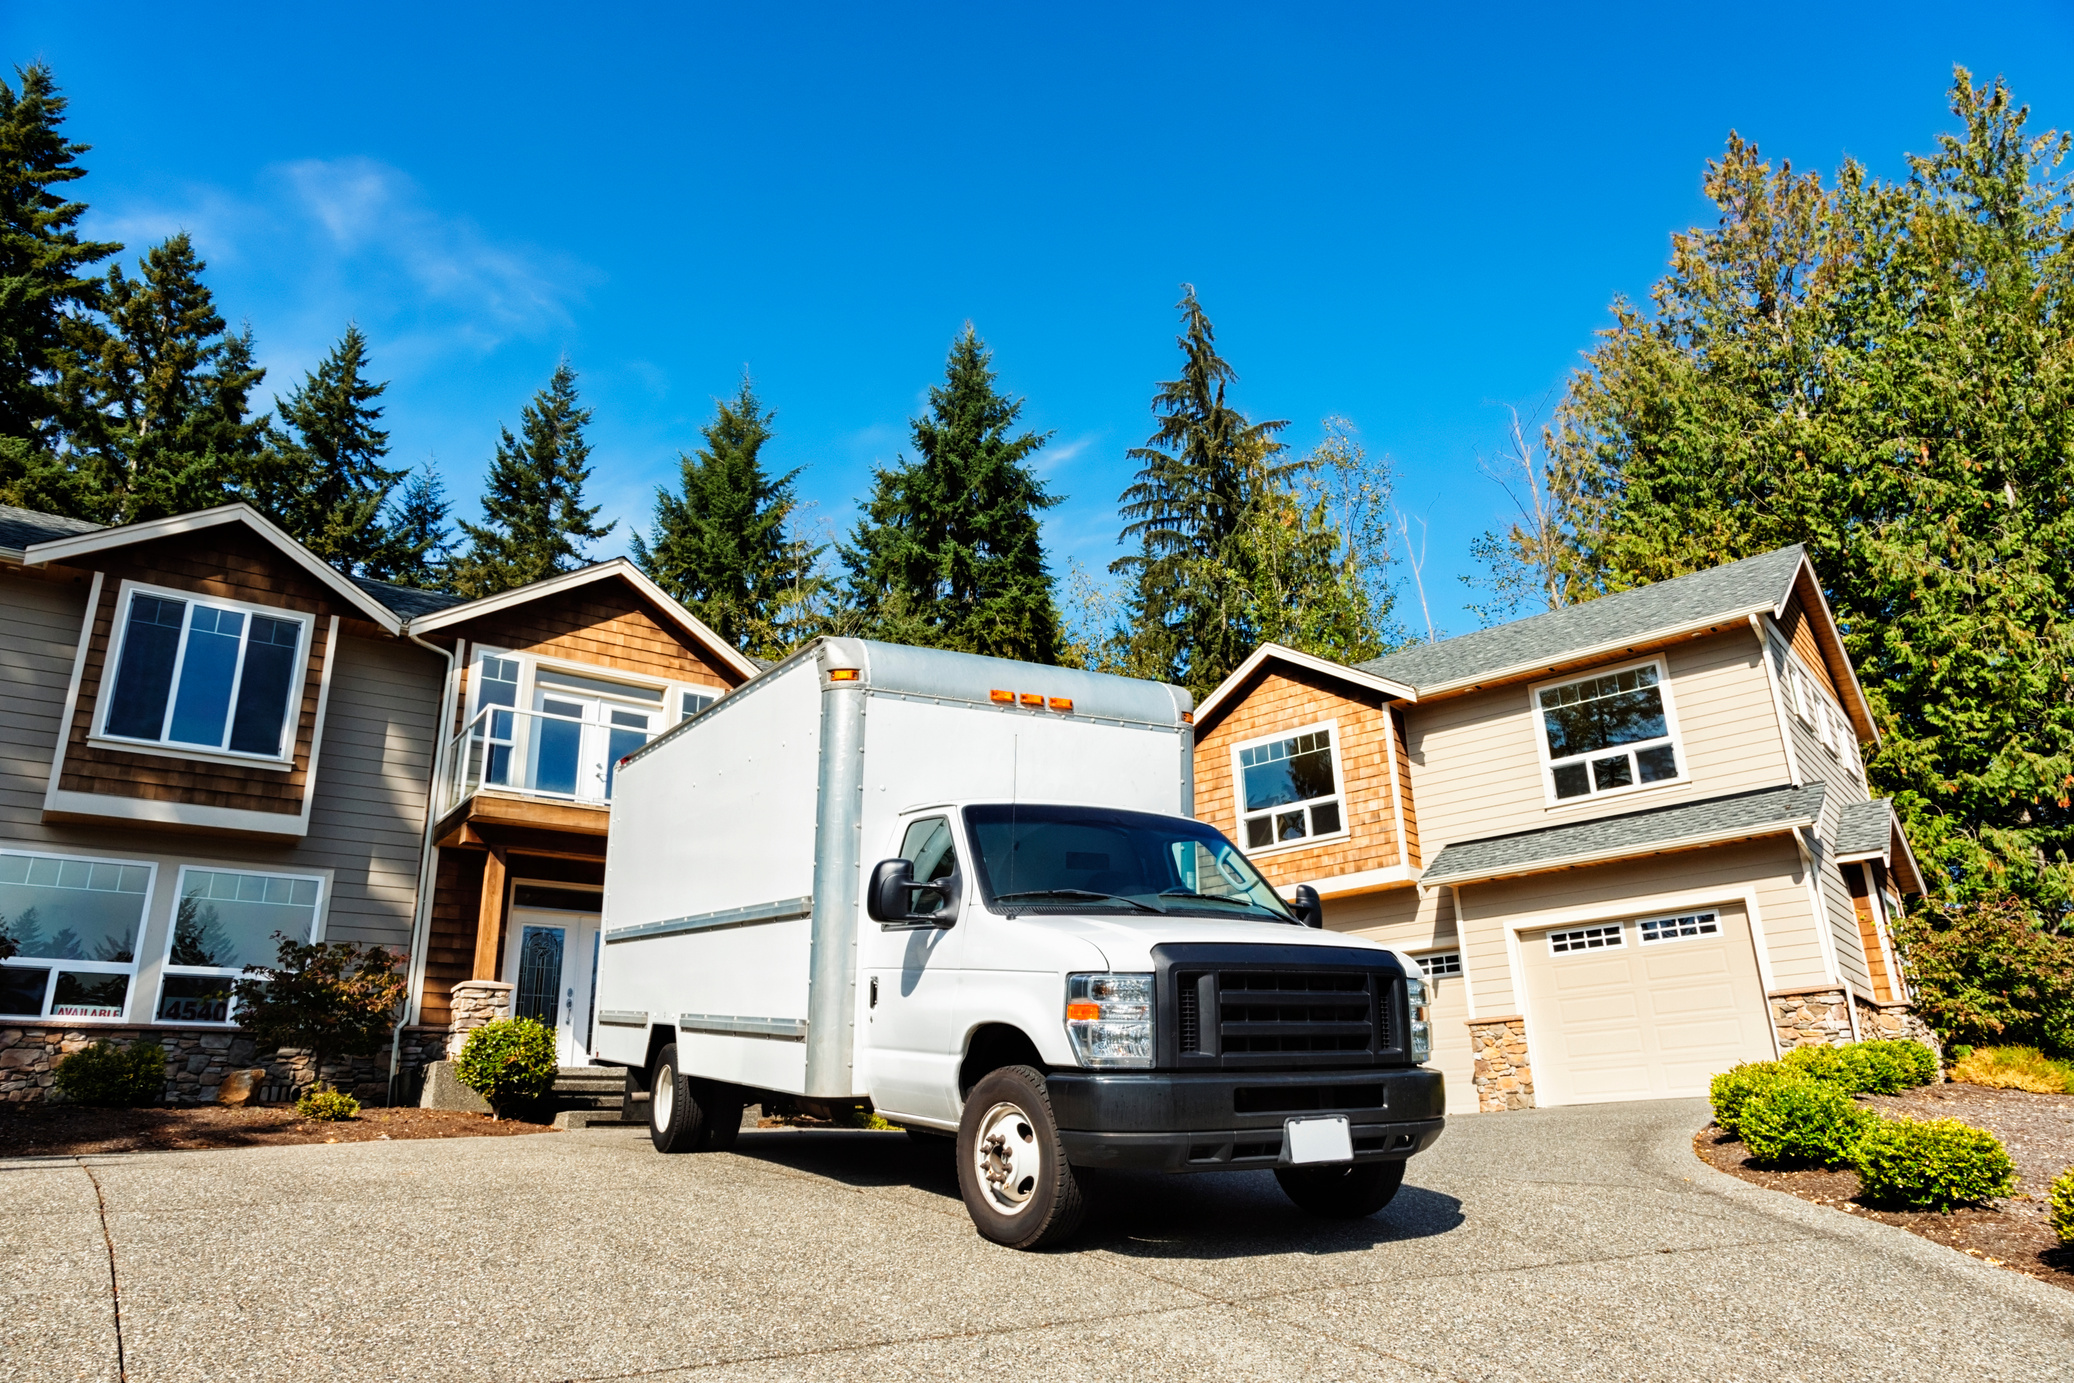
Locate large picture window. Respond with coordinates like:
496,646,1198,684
1233,725,1345,850
1534,661,1683,802
0,850,155,1022
154,867,323,1024
100,585,309,760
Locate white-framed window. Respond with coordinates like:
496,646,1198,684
1532,659,1684,803
1415,950,1462,977
1638,910,1720,944
682,689,717,719
0,849,156,1022
97,582,310,762
1549,923,1625,955
1232,723,1346,852
1790,662,1817,728
154,866,324,1024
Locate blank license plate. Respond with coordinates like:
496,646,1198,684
1284,1115,1354,1164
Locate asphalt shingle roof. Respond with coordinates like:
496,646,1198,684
1358,545,1807,692
1834,797,1896,858
1420,782,1826,887
351,576,467,620
0,504,101,551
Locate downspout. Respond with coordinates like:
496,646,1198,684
391,630,463,1104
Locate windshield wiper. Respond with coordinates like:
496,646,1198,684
1158,888,1300,922
992,889,1164,915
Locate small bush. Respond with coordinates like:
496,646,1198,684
1710,1061,1810,1138
53,1041,166,1108
1738,1080,1875,1166
296,1083,360,1121
1780,1043,1857,1088
1853,1117,2017,1210
1844,1040,1930,1094
455,1018,557,1118
2050,1168,2074,1244
1875,1039,1941,1089
1951,1045,2074,1095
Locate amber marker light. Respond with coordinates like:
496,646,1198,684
989,689,1014,704
1065,1002,1102,1022
1048,697,1073,713
1019,692,1043,708
827,668,859,681
1180,711,1195,724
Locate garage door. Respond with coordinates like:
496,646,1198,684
1519,904,1773,1105
1411,949,1476,1116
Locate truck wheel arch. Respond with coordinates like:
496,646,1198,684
642,1025,675,1082
960,1024,1045,1099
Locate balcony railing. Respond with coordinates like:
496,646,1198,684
438,705,649,818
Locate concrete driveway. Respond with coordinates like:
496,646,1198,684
6,1098,2070,1382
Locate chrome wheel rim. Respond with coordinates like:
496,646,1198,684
973,1100,1041,1215
653,1064,674,1130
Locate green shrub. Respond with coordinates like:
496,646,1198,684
1709,1061,1811,1138
1890,895,2074,1057
296,1083,360,1121
53,1041,166,1108
1946,1043,1973,1066
1951,1045,2074,1094
454,1018,557,1118
1738,1079,1875,1166
1875,1039,1941,1089
2049,1168,2074,1244
1853,1117,2017,1210
1780,1043,1857,1088
1843,1041,1920,1094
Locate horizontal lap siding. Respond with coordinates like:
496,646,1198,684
1324,883,1456,952
1192,666,1402,889
0,568,91,828
1405,628,1790,851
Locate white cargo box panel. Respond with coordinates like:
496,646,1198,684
593,637,1194,1098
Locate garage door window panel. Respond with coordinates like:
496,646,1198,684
1639,911,1720,944
1548,923,1625,955
1232,724,1347,852
1534,660,1685,804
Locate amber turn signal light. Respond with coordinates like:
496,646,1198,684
1065,1002,1102,1022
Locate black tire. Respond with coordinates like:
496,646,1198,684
649,1044,705,1153
692,1081,743,1152
1274,1159,1406,1218
956,1065,1085,1250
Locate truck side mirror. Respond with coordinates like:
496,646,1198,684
867,858,914,923
1291,884,1323,928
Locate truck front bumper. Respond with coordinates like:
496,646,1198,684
1047,1067,1445,1174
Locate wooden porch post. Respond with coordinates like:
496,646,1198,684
472,847,508,981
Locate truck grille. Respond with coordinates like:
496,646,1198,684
1170,958,1400,1068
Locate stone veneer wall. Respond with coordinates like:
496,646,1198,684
1469,1017,1534,1111
0,1024,448,1105
445,980,515,1057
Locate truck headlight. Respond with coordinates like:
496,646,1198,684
1405,972,1431,1065
1065,972,1154,1068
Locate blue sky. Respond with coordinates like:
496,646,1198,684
10,3,2074,630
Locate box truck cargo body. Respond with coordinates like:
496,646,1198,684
594,638,1443,1248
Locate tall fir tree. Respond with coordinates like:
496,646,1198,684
0,62,122,515
1539,70,2074,922
87,234,270,522
261,324,406,572
843,326,1063,662
362,466,457,591
1111,286,1299,697
631,377,814,656
451,362,614,597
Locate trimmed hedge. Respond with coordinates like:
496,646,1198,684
1711,1040,1938,1140
1709,1062,1812,1139
53,1041,167,1108
1853,1117,2016,1210
455,1017,558,1117
1737,1080,1875,1167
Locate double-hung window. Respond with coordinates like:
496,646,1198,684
155,866,324,1024
0,850,155,1022
100,585,309,761
1534,660,1683,802
1233,725,1345,850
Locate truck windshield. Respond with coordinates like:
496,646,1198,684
962,804,1297,923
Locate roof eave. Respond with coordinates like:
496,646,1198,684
1193,642,1416,729
1403,605,1778,700
1776,556,1881,748
1421,816,1817,890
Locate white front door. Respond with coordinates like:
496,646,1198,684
528,690,654,804
505,903,603,1067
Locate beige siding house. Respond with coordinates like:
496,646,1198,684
1193,546,1927,1115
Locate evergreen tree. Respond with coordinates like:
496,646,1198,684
632,377,814,656
362,466,457,590
451,362,614,597
0,62,121,513
262,324,405,572
1111,287,1299,696
842,326,1063,662
1540,70,2074,921
88,234,270,522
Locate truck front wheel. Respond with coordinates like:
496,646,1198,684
956,1065,1085,1250
650,1044,737,1154
1274,1159,1405,1218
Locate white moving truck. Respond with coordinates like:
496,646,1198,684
593,638,1443,1249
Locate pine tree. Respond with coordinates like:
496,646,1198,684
89,234,271,522
362,466,457,590
632,377,813,655
0,62,122,514
843,326,1063,662
1112,287,1298,696
451,362,614,597
262,324,405,572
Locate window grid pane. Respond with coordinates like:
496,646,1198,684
1549,924,1624,954
1639,911,1720,944
1417,951,1462,977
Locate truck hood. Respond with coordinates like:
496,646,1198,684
1013,911,1393,972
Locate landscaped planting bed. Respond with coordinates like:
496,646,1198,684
1697,1081,2074,1291
0,1102,555,1157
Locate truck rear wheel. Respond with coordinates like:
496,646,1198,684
1274,1159,1405,1218
956,1065,1084,1250
650,1044,715,1154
